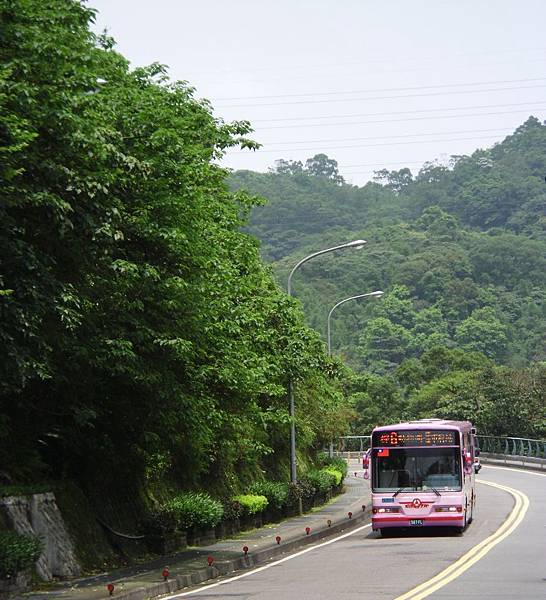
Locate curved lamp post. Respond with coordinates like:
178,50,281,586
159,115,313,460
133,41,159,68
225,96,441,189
287,239,367,489
327,291,384,355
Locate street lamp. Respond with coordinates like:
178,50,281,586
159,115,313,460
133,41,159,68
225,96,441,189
327,291,384,355
287,240,366,296
286,239,367,491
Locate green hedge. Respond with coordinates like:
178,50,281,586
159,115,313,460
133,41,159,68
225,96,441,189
0,531,42,578
317,453,348,479
322,467,343,486
303,469,337,494
248,481,289,510
233,494,268,515
164,492,224,531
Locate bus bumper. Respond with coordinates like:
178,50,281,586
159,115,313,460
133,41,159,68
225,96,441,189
372,515,465,530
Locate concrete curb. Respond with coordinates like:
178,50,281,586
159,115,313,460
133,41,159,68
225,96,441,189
110,506,372,600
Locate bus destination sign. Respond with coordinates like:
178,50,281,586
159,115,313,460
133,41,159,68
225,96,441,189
373,430,458,447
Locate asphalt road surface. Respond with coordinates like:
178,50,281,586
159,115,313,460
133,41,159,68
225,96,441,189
165,465,545,600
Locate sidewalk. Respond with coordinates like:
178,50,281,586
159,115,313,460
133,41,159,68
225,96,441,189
24,463,370,600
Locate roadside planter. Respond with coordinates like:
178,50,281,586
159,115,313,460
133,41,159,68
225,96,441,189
146,531,187,555
232,495,268,530
186,527,216,547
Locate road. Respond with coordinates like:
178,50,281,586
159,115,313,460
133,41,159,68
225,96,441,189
163,465,545,599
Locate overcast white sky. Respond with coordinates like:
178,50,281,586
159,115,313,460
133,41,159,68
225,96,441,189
89,0,546,184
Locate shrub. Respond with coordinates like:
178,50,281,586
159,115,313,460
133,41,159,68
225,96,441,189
303,469,337,494
222,498,243,521
249,481,289,510
233,495,268,515
287,479,315,506
0,531,43,578
317,453,348,479
164,492,224,531
322,467,343,486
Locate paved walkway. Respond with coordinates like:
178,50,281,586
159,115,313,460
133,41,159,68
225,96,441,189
24,463,370,600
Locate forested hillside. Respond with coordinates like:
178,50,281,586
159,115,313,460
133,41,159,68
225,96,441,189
230,120,546,437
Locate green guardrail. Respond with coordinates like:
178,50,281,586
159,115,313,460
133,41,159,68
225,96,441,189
477,435,546,459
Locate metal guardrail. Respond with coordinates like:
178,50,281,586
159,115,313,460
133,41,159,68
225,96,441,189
334,434,546,464
477,435,546,459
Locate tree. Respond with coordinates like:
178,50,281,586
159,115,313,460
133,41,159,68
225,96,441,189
0,0,348,495
358,317,412,373
454,308,508,361
348,373,405,433
271,159,304,176
304,154,344,183
373,168,413,193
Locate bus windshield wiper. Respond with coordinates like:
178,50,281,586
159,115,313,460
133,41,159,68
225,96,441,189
424,485,441,496
393,486,411,497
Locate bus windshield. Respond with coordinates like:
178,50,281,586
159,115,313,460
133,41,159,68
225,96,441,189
372,447,461,492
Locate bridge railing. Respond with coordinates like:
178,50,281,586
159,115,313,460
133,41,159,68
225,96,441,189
332,434,546,470
477,435,546,459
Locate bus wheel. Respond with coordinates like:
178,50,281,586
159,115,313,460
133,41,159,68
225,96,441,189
457,507,468,533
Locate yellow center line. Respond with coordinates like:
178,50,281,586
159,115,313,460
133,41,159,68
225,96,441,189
393,479,529,600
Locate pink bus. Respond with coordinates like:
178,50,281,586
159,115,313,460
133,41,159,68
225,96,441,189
369,419,477,535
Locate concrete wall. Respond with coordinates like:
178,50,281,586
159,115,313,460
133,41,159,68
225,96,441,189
0,493,81,581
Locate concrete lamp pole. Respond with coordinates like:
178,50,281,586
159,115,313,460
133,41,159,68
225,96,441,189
286,239,367,504
327,290,384,356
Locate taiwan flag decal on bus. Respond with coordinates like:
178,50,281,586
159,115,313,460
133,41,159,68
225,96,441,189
376,448,390,457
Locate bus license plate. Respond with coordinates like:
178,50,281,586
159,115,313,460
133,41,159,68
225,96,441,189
410,519,423,526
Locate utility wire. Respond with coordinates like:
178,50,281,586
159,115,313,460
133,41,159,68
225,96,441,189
229,133,509,154
258,107,546,130
216,83,546,108
249,101,546,123
191,46,546,77
213,77,546,101
339,159,445,169
258,127,524,147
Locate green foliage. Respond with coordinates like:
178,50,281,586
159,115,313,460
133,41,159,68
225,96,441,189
233,121,546,377
407,363,546,439
232,120,546,439
287,480,315,505
164,493,224,531
221,498,243,521
316,453,348,479
1,0,350,501
302,469,337,494
248,481,289,510
322,467,343,486
233,494,268,515
0,531,43,578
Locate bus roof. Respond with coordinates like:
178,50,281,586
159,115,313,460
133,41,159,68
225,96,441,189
372,419,474,433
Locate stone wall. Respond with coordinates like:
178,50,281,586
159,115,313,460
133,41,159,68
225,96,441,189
0,493,82,581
